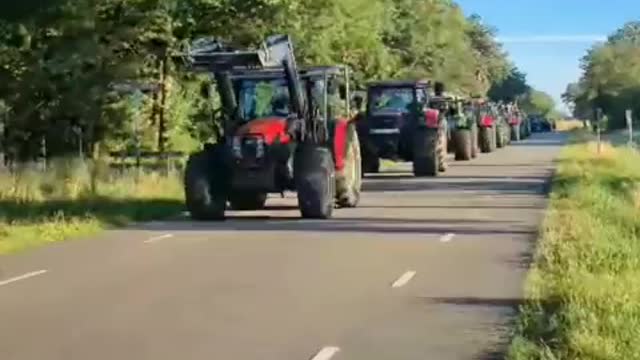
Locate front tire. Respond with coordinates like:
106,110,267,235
479,126,493,153
471,124,479,158
413,128,439,177
184,145,228,220
438,124,448,172
336,125,362,208
496,125,505,148
453,129,473,161
294,145,335,219
511,124,521,141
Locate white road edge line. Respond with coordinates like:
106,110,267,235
0,270,48,287
310,346,340,360
440,233,456,243
391,270,417,288
144,234,174,244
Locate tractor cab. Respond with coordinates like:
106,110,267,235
364,80,433,134
178,35,362,220
357,80,436,161
227,66,352,137
357,79,450,176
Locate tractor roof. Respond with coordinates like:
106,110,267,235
367,80,432,88
229,65,348,80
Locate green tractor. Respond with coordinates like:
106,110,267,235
178,35,362,220
449,97,479,161
494,103,511,149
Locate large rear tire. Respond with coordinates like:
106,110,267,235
453,129,473,161
294,145,335,219
496,125,505,148
511,124,521,142
479,126,493,153
229,192,267,210
184,145,228,220
413,128,439,177
446,126,455,154
471,124,479,158
438,125,448,172
336,125,362,208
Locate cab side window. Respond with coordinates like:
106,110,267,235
416,87,427,107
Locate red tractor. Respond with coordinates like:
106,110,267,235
475,99,497,153
179,35,361,220
507,104,522,142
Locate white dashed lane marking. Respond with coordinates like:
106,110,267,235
0,270,48,287
144,234,174,244
391,270,417,288
439,233,456,243
310,346,340,360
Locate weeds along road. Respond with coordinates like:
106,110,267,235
0,133,566,360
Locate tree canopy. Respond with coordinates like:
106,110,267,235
563,21,640,128
0,0,542,160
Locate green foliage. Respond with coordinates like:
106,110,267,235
488,67,530,102
0,159,184,254
0,0,532,160
520,90,556,117
565,21,640,128
509,139,640,360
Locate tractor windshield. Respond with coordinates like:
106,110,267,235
237,78,291,121
369,87,415,115
236,76,329,122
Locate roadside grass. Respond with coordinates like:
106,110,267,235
555,119,585,132
0,158,184,255
508,138,640,360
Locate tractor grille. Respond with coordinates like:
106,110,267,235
370,114,405,129
239,136,265,167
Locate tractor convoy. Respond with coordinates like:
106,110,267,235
177,34,534,221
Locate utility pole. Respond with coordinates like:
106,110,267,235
626,109,633,147
596,108,603,154
0,111,5,169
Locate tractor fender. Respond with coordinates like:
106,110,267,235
331,118,351,172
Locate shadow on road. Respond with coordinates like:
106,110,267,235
424,296,523,309
509,136,567,147
364,174,548,181
362,179,548,194
424,296,523,360
357,204,544,210
137,216,536,237
0,198,184,225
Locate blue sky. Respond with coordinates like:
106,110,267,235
456,0,640,110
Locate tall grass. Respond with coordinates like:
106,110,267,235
554,119,585,132
0,158,184,254
508,140,640,360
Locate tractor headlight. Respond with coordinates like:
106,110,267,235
232,136,242,158
255,137,265,158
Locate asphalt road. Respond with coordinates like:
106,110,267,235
0,132,566,360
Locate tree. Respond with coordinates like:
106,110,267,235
571,21,640,128
488,66,530,102
0,0,527,161
520,89,556,117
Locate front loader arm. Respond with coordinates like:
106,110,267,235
176,35,308,141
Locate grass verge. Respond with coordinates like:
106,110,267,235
0,158,184,255
508,139,640,359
